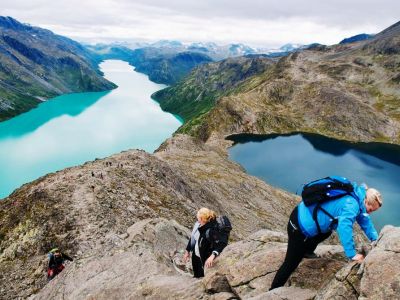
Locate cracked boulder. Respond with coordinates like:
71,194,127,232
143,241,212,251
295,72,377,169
359,225,400,299
203,229,347,299
316,225,400,299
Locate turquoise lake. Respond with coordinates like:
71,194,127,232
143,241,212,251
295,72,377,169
228,133,400,231
0,60,182,199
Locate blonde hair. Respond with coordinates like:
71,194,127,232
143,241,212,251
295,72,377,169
197,207,217,223
365,188,383,207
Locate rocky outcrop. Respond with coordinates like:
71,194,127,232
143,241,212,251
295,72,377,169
316,225,400,299
202,229,346,299
28,219,400,300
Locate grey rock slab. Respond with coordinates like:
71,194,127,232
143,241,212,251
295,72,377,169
245,286,316,300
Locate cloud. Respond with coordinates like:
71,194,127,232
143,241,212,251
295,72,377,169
1,0,399,47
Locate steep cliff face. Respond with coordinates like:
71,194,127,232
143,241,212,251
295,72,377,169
0,17,116,121
156,21,400,144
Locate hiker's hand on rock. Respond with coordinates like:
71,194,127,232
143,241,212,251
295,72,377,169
205,254,215,268
183,251,190,262
352,253,364,263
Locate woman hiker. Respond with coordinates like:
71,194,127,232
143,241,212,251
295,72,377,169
270,177,382,290
183,207,229,278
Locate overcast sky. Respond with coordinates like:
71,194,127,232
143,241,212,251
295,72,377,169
1,0,399,48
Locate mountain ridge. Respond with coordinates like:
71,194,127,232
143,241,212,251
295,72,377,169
0,134,296,299
0,134,398,299
0,16,116,121
152,55,275,124
155,20,400,145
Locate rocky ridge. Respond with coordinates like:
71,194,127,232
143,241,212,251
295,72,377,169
28,221,400,299
0,135,295,299
1,134,397,299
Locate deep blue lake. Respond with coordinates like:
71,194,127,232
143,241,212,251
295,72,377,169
227,133,400,231
0,60,182,199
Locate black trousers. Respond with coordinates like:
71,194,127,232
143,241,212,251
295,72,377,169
270,206,332,290
192,253,204,278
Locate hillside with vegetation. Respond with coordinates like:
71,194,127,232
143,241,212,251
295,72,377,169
130,49,213,85
155,21,400,144
152,55,275,132
0,17,116,121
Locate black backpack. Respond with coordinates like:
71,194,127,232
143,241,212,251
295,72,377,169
206,215,232,247
301,176,355,233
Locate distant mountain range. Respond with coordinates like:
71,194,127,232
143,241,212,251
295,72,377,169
85,41,308,85
86,44,213,85
0,16,116,121
131,40,307,60
1,15,381,123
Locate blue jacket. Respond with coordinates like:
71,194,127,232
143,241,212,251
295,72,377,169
297,182,378,258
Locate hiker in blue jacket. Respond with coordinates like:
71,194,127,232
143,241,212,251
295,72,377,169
270,178,382,290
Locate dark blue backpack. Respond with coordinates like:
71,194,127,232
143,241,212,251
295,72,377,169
301,176,355,233
301,176,354,206
206,216,232,250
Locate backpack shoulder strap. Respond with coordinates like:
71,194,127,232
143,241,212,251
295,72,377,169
313,203,337,234
313,204,322,234
205,221,221,242
205,228,210,240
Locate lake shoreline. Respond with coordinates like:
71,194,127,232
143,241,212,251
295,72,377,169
227,132,400,230
0,60,182,199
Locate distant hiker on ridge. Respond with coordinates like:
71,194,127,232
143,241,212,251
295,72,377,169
270,176,382,290
183,208,232,278
47,248,73,280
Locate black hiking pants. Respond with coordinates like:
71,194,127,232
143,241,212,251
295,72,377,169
270,206,332,290
192,254,204,278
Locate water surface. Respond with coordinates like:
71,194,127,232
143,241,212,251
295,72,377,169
0,60,182,199
228,133,400,230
